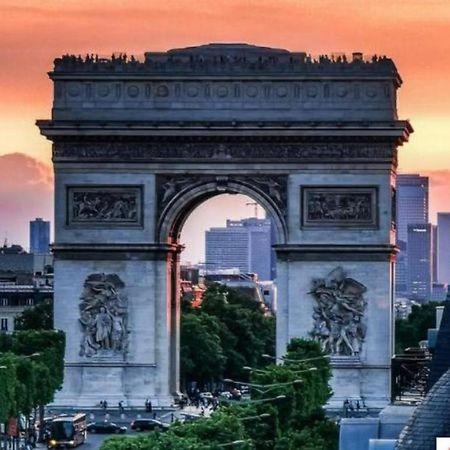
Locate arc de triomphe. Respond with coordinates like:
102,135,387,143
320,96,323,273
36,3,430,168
37,44,411,409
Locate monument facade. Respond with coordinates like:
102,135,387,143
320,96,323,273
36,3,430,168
37,44,411,408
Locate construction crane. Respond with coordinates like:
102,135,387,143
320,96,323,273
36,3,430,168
246,201,258,218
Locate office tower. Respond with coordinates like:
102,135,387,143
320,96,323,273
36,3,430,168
432,225,438,282
205,218,274,280
29,218,50,254
396,174,429,243
407,223,433,301
395,174,429,296
438,213,450,284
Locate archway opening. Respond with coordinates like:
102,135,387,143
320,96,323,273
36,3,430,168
175,193,280,397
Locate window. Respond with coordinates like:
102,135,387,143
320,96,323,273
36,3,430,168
0,318,8,331
1,298,8,307
26,298,34,306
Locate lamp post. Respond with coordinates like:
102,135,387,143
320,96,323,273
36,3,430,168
243,366,318,375
262,353,330,363
217,440,248,448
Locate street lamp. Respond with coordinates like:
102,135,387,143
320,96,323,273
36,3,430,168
240,413,271,422
217,440,248,447
262,354,330,363
243,366,317,375
225,377,302,394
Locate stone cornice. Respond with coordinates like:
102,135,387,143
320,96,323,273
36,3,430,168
274,244,398,262
38,120,412,141
52,243,182,260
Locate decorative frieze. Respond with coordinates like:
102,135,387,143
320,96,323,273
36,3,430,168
53,142,395,163
67,186,142,226
156,174,287,219
301,186,377,228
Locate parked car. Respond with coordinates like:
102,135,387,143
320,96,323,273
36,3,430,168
130,419,169,432
86,422,127,434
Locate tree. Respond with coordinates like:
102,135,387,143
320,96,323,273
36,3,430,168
180,313,226,387
100,338,338,450
0,330,65,440
395,302,443,353
14,298,53,330
191,283,275,382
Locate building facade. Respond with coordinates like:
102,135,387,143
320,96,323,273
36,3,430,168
30,218,50,254
206,218,274,280
395,175,429,296
37,44,411,409
396,175,429,244
407,223,433,301
437,213,450,284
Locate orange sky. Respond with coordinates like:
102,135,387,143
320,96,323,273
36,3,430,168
0,0,449,257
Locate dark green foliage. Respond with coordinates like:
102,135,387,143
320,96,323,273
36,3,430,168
0,330,65,422
181,284,275,387
180,313,226,386
395,302,443,353
100,338,338,450
14,298,53,330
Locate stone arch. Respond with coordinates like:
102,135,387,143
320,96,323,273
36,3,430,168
157,176,288,246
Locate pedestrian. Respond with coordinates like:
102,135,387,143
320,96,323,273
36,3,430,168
100,400,104,409
103,400,108,411
118,400,124,414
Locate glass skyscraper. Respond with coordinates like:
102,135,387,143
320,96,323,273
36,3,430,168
395,174,429,296
29,218,50,254
205,217,275,281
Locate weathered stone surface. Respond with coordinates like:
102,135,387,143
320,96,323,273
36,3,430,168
37,43,411,408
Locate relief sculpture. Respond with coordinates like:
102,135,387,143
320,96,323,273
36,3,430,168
68,187,141,225
79,273,129,358
303,187,376,227
309,267,367,356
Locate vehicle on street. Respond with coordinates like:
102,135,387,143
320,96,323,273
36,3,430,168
86,421,127,434
47,414,87,449
130,419,169,432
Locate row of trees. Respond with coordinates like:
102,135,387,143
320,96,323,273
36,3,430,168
0,299,64,439
180,284,276,388
101,338,337,450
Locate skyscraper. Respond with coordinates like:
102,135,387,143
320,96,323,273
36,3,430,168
29,218,50,254
395,174,429,296
396,174,429,243
407,223,433,301
438,213,450,284
205,217,274,280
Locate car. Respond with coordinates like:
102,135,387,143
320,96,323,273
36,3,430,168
130,419,169,432
199,392,214,400
86,421,127,434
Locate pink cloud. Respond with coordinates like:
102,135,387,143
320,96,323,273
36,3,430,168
0,153,53,249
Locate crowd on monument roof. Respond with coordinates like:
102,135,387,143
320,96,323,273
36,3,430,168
53,48,396,75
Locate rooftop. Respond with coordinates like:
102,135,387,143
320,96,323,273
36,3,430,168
52,43,399,81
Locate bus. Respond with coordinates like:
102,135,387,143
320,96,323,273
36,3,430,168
47,414,87,449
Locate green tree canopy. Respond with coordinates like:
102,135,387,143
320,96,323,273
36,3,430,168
395,302,443,353
14,298,53,331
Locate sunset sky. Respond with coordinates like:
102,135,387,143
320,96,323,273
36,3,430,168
1,0,450,261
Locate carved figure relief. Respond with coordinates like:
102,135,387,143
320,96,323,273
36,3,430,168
157,174,287,220
302,187,377,228
68,186,142,226
79,273,128,358
309,267,367,356
54,142,394,164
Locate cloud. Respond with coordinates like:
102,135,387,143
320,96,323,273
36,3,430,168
0,153,53,249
